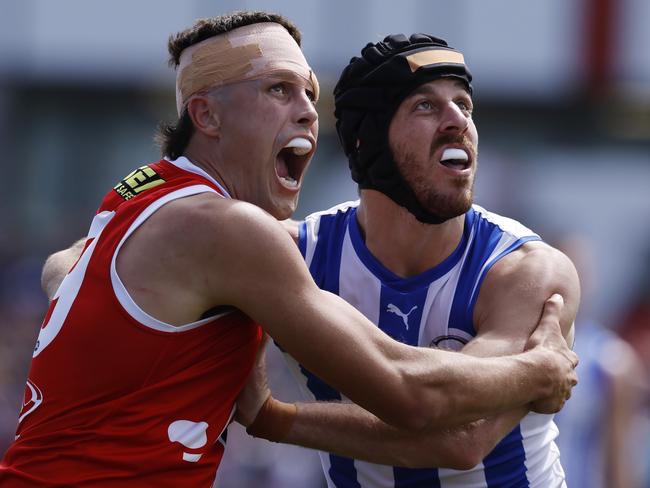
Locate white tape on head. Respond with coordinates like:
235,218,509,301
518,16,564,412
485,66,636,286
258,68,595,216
175,22,319,115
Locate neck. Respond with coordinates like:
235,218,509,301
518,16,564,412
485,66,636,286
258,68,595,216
356,190,465,278
183,140,233,197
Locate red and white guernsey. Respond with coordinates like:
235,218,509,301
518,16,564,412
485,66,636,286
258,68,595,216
0,157,263,487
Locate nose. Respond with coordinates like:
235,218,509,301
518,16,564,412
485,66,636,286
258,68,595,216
439,102,469,135
295,91,318,128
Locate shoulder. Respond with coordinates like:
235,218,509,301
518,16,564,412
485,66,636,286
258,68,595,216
475,241,580,336
486,241,578,292
303,200,360,226
165,194,291,251
145,192,309,298
470,204,538,240
132,193,294,273
300,199,359,240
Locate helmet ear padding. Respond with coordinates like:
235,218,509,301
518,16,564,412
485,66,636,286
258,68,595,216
333,33,473,225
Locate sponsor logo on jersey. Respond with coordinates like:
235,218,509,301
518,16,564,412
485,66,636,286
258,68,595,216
114,165,165,200
168,420,209,462
386,303,418,330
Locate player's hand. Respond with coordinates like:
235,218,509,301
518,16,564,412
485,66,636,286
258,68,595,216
525,294,579,414
234,334,272,427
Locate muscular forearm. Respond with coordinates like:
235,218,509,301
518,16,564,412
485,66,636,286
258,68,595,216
403,347,559,429
253,398,526,469
246,349,536,468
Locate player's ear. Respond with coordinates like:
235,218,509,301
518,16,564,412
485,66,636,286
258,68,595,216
186,95,221,137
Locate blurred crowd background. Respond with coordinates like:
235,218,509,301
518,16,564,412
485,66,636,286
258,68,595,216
1,0,649,486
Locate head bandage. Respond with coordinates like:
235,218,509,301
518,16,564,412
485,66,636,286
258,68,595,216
334,33,472,224
175,22,319,115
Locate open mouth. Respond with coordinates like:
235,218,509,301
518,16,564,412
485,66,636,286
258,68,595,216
439,147,471,170
275,137,313,189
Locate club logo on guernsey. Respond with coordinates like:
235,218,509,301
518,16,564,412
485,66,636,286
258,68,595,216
168,420,209,462
429,334,469,351
386,304,418,330
114,165,165,201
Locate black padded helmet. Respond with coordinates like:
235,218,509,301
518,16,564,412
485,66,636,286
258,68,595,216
334,33,472,224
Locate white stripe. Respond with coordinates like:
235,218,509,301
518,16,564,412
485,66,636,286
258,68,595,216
216,404,237,449
439,464,487,488
521,414,566,487
303,215,320,268
111,184,232,333
472,204,537,238
303,200,359,267
420,225,475,348
419,269,457,347
167,156,232,198
338,227,382,324
468,232,520,305
355,461,394,488
321,454,335,488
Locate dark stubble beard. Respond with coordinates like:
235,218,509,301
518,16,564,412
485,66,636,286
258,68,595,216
393,135,477,221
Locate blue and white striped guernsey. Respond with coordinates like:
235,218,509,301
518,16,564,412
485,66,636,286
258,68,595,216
283,200,567,488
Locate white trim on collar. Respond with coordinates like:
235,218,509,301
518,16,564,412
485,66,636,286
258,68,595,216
165,156,232,199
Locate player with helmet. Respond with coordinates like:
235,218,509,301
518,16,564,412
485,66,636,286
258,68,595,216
240,33,579,487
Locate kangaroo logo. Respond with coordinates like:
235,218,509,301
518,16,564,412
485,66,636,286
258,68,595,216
168,420,209,462
386,304,418,330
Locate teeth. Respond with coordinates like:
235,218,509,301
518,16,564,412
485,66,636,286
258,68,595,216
284,137,312,156
440,148,468,162
280,175,298,187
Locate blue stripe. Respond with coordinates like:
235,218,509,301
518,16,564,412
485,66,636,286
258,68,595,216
299,365,359,488
394,467,441,487
300,365,341,402
298,220,307,258
329,458,362,488
483,424,529,487
378,284,428,346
